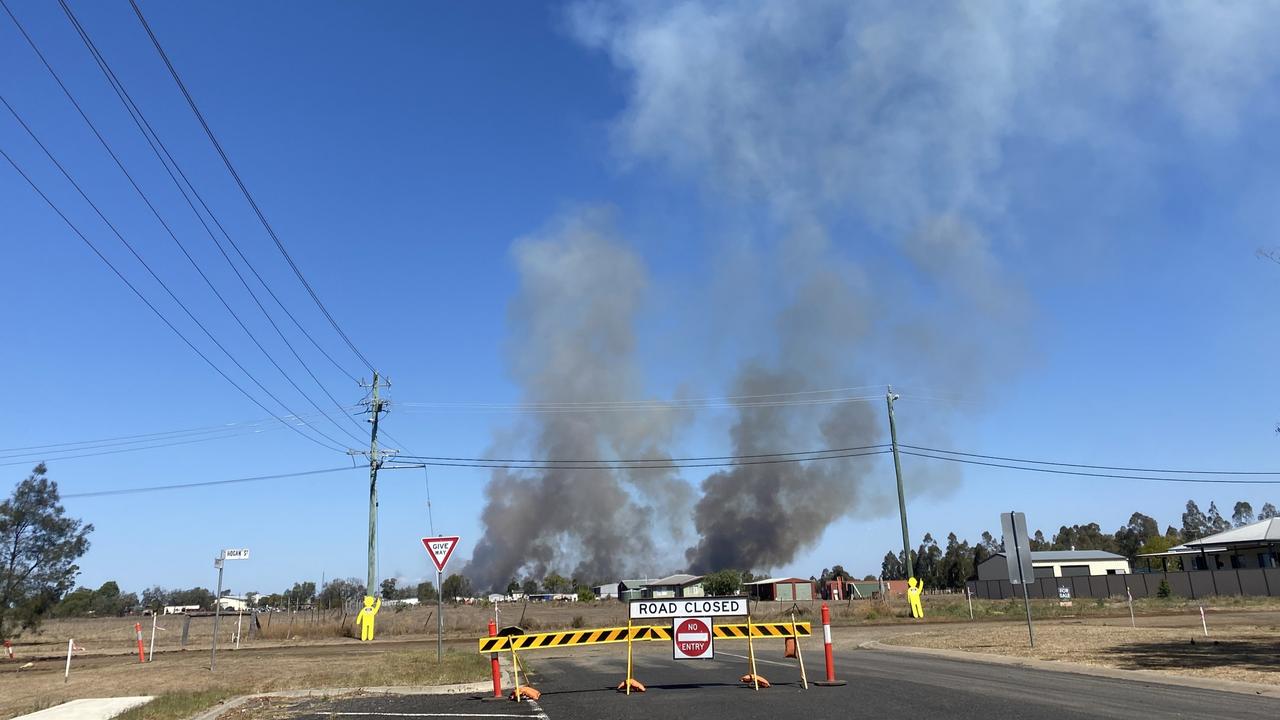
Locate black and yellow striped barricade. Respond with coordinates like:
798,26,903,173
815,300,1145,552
476,621,811,653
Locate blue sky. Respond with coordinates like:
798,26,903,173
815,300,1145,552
3,1,1280,596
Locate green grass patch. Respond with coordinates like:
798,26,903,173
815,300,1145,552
113,691,237,720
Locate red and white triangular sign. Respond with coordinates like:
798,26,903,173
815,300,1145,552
421,536,460,573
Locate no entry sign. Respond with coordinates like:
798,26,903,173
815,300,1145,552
673,617,713,660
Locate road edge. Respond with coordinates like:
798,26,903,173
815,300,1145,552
860,640,1280,699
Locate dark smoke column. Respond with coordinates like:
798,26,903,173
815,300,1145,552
463,210,690,591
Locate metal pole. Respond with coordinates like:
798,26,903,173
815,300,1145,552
886,387,912,581
436,569,444,662
366,372,382,595
1009,515,1034,648
211,552,224,670
967,585,974,620
148,612,157,661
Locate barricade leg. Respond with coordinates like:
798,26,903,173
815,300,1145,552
742,616,764,689
791,613,808,689
625,620,633,696
511,646,521,701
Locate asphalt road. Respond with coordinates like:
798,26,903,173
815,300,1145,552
287,644,1280,720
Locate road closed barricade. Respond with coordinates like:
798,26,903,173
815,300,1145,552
476,596,814,699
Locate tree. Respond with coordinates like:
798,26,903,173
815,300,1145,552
285,581,316,606
702,569,742,596
521,579,540,596
505,579,520,596
880,551,903,580
1030,530,1048,551
380,578,398,600
1206,501,1231,534
141,586,169,612
442,573,472,600
543,572,568,594
416,581,438,603
1232,501,1255,527
0,464,93,640
1260,503,1279,520
1181,500,1209,541
1114,512,1159,559
317,578,365,609
576,587,596,603
1051,523,1116,552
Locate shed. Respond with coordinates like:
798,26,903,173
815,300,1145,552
744,577,815,602
616,579,656,602
976,550,1130,581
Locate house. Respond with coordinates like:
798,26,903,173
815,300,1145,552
642,574,705,599
216,596,252,612
1139,518,1280,572
162,604,200,615
744,577,815,602
825,579,893,600
592,583,618,600
976,550,1130,582
616,579,657,602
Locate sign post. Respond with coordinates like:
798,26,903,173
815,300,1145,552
1001,511,1035,647
421,536,460,662
211,548,248,671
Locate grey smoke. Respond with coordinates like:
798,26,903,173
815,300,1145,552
464,210,691,591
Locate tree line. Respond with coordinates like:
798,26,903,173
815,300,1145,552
878,499,1279,589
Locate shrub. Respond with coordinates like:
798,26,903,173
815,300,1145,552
571,615,586,628
1157,579,1172,598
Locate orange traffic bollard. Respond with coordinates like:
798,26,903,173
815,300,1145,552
488,620,502,698
813,603,846,686
134,623,145,663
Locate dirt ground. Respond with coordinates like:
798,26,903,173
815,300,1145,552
0,639,487,720
881,610,1280,686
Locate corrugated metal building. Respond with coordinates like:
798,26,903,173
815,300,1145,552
643,574,706,599
744,577,815,602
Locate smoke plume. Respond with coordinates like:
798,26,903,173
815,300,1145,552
464,210,691,591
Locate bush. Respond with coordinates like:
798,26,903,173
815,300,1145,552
571,615,586,628
1157,579,1172,598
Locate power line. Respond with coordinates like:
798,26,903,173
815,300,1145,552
394,395,883,414
0,141,344,453
127,0,376,375
392,443,889,464
0,431,266,468
63,467,355,498
899,444,1280,476
385,448,891,471
48,0,366,446
898,449,1280,485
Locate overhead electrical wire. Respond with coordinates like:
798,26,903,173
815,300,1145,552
395,395,884,414
392,443,889,465
62,466,355,498
898,449,1280,485
0,142,345,453
385,448,891,471
128,0,376,375
49,0,367,445
0,432,266,468
899,444,1280,476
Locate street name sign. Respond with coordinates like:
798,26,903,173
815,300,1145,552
223,549,250,560
421,536,460,573
673,617,713,659
630,596,747,620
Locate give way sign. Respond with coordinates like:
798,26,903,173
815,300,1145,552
673,617,713,660
421,536,460,573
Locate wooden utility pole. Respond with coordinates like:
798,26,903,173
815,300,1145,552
886,386,913,581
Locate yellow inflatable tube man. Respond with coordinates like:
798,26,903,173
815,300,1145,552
357,595,382,641
907,577,924,619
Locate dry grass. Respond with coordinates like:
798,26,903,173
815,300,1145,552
883,618,1280,686
0,641,488,720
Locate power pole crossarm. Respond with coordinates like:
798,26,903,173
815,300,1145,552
886,386,913,582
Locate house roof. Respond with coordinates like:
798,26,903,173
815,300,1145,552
743,577,811,585
646,573,704,586
984,550,1128,563
617,579,658,589
1179,518,1280,548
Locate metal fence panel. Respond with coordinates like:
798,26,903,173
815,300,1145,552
1239,569,1268,596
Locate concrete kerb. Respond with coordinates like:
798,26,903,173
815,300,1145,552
860,639,1280,700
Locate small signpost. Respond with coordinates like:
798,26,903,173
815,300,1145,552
673,617,713,660
421,536,460,662
1001,511,1036,647
211,547,249,671
1057,586,1072,607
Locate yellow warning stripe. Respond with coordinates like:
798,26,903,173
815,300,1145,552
476,621,810,652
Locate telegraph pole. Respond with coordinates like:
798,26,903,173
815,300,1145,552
886,386,913,581
353,372,392,595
